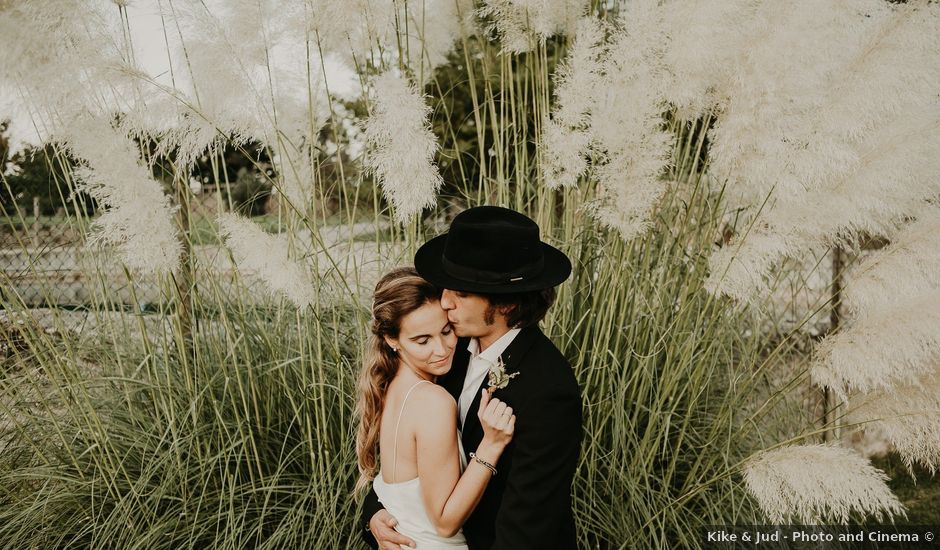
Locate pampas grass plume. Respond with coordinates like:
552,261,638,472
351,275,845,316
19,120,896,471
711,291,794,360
743,444,905,524
812,208,940,398
480,0,588,54
850,364,940,473
542,17,605,189
363,72,442,224
843,210,940,315
700,1,940,301
64,117,181,276
811,289,940,399
218,213,315,308
552,0,672,241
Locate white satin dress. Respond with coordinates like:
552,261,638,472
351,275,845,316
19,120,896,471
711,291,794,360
372,380,470,549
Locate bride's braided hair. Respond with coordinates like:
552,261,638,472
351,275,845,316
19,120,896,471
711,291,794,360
354,267,442,493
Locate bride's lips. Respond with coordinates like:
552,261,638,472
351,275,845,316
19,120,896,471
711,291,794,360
430,354,452,366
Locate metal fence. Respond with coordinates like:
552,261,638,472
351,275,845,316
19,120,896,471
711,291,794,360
0,186,279,311
1,187,397,313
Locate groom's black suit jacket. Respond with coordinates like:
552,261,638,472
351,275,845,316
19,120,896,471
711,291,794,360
360,324,582,550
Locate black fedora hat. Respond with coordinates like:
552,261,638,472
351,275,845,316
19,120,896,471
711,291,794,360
414,206,571,293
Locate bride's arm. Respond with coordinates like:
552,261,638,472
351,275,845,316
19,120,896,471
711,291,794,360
414,386,513,538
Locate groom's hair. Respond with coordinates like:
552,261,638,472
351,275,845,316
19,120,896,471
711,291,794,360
481,287,557,328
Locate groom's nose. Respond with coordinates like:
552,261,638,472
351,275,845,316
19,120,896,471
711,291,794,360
440,289,455,310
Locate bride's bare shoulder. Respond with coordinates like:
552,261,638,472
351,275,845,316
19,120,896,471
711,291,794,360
411,382,457,415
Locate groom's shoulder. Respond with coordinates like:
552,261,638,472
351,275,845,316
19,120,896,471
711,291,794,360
525,326,568,362
521,327,579,391
529,330,568,367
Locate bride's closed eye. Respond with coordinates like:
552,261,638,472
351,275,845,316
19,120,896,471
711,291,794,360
417,326,452,345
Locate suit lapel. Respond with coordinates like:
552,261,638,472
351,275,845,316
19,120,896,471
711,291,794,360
459,325,542,450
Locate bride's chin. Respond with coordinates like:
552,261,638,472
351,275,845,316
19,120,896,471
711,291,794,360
429,361,453,374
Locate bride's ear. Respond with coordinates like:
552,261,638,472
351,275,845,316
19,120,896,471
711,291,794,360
383,336,400,353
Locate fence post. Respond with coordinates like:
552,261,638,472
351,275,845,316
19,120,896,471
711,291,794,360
32,196,40,247
823,246,844,442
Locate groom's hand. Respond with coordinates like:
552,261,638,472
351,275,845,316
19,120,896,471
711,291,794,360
370,509,416,549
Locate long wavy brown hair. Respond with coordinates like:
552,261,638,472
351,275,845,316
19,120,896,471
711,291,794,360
354,267,442,493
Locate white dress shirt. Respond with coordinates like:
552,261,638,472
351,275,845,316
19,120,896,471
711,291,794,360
457,327,521,427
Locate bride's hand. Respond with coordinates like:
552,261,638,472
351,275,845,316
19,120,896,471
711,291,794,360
477,388,515,451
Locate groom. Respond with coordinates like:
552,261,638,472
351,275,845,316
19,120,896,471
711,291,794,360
360,206,583,549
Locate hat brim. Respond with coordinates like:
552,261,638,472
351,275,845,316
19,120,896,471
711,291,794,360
414,233,572,294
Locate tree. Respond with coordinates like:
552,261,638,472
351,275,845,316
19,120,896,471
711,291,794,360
0,119,11,177
1,141,97,217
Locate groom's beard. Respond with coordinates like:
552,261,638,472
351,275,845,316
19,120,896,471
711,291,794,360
447,315,496,338
447,319,483,338
483,304,499,325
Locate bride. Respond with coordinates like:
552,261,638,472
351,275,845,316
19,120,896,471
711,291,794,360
355,267,516,549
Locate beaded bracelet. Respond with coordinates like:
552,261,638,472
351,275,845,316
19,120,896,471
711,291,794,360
469,452,497,476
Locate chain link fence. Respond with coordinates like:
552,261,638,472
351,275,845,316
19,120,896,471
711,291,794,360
1,183,398,315
0,183,275,311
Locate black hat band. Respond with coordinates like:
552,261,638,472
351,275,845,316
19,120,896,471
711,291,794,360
441,254,544,285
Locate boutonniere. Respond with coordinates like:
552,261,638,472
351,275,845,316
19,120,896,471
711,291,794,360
487,356,520,390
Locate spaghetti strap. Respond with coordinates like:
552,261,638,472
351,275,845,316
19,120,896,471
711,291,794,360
391,379,431,482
